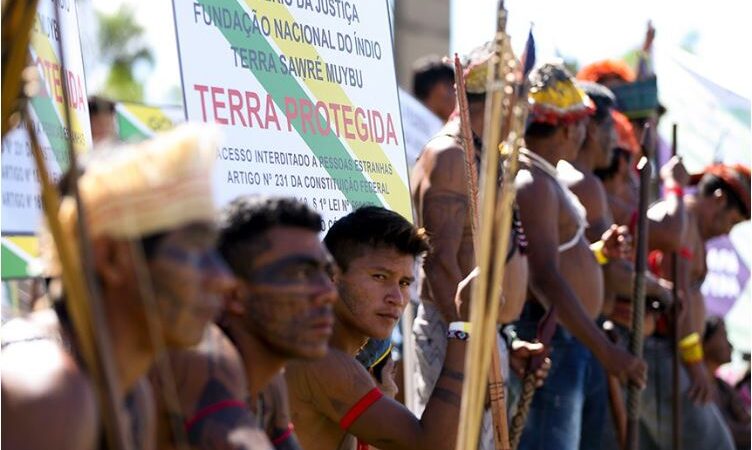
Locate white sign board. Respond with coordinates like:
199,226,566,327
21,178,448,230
172,0,412,228
398,87,443,168
1,0,91,278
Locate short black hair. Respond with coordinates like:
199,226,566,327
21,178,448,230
218,196,322,277
704,315,724,341
412,56,454,101
579,81,616,122
525,121,559,138
88,95,115,115
698,174,750,218
324,206,430,272
594,148,631,181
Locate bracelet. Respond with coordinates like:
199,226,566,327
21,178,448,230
679,332,704,364
664,184,684,198
447,330,470,340
678,332,700,349
447,321,471,340
448,321,472,333
680,341,704,364
590,240,609,265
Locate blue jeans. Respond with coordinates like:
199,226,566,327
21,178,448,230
513,310,607,450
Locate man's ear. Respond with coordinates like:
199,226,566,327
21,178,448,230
91,237,132,287
224,280,247,316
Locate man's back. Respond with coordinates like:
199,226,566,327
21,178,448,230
2,310,108,450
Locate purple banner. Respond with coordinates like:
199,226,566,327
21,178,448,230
702,235,750,317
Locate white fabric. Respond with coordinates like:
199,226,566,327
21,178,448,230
411,301,509,450
519,149,587,253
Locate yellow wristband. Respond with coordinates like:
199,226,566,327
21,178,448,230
680,341,704,364
590,240,609,265
679,332,701,349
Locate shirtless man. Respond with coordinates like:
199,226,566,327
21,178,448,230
151,196,337,449
557,82,677,332
512,63,647,450
286,206,471,450
1,126,234,449
410,43,546,449
633,164,749,450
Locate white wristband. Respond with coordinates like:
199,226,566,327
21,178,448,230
448,321,472,333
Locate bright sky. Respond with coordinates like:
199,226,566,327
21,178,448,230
451,0,752,100
83,0,752,104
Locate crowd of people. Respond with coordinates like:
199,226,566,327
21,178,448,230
2,24,751,450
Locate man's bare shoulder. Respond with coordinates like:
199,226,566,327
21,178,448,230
515,165,557,200
569,170,607,208
286,348,376,422
2,316,98,449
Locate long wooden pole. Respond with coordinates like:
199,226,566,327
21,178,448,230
453,52,509,450
669,123,682,450
455,3,536,448
626,125,652,450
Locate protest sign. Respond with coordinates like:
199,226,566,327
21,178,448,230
1,0,92,279
398,87,443,168
172,0,411,229
116,102,185,142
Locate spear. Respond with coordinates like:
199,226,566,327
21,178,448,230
669,123,681,450
455,1,530,447
453,52,508,450
626,124,652,450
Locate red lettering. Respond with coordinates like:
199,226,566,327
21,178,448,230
385,113,398,145
341,105,354,140
299,99,314,134
194,85,210,122
211,86,227,125
265,94,280,131
52,62,63,103
244,91,262,127
354,107,368,141
227,89,246,127
284,96,298,131
315,101,330,136
371,110,384,143
329,103,341,136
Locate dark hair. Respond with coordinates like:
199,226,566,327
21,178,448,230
579,81,615,122
704,315,724,341
412,56,454,101
525,121,559,138
594,148,631,181
698,174,750,218
88,95,115,115
324,206,430,272
218,196,322,276
466,92,486,105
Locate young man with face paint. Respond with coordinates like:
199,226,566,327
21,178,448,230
286,206,472,450
1,126,234,450
150,196,338,450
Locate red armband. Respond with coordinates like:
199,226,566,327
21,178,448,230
184,399,248,433
663,185,684,198
271,423,295,446
339,388,383,430
679,247,693,261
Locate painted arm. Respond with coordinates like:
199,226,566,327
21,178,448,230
419,148,472,321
